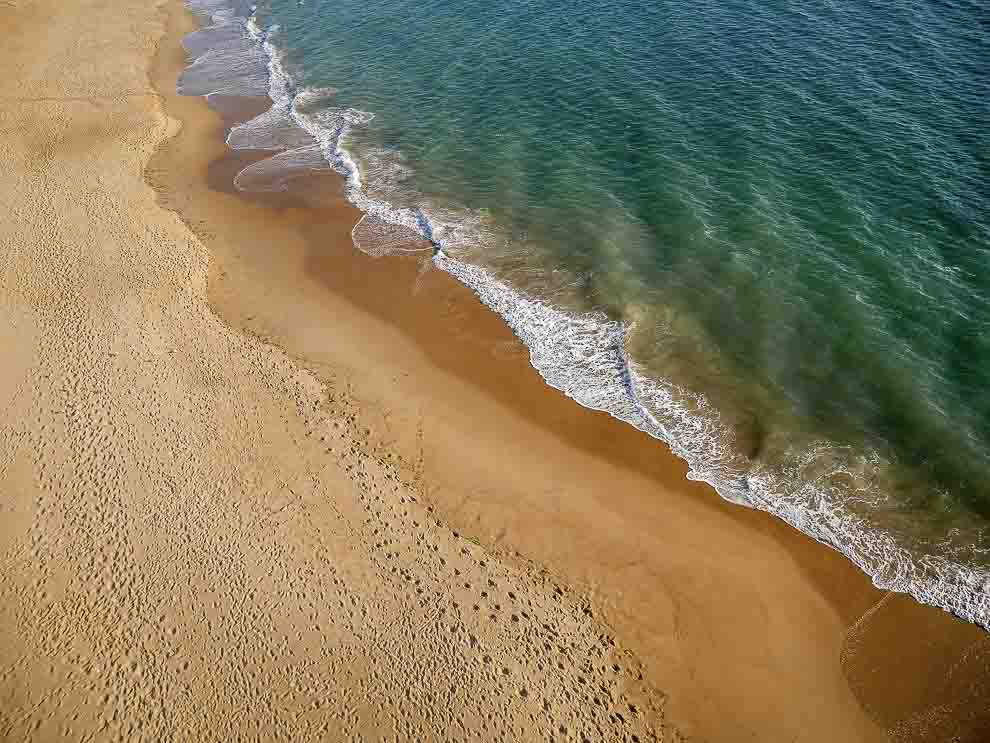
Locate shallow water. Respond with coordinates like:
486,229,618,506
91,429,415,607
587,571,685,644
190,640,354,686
182,0,990,627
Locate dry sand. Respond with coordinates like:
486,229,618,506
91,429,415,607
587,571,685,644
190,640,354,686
0,0,987,741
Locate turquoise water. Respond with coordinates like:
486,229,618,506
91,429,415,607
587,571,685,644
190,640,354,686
182,0,990,626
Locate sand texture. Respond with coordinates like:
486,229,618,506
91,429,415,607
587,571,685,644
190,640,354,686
0,0,988,741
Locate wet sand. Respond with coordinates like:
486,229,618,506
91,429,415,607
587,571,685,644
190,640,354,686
0,0,987,741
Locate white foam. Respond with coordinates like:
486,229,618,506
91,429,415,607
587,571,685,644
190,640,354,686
233,143,329,192
227,105,313,151
181,0,990,631
351,215,433,258
178,8,269,98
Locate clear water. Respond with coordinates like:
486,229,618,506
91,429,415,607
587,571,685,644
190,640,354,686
181,0,990,626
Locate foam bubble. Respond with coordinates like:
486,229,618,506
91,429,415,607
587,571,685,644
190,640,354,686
351,215,434,258
227,105,313,151
178,8,269,98
233,143,330,192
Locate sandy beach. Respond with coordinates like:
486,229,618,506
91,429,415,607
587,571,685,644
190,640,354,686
0,0,987,741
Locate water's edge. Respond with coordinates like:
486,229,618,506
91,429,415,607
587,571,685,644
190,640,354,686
180,0,990,630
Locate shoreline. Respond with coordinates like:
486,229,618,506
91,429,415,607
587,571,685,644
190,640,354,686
153,2,990,741
230,0,988,630
0,0,985,740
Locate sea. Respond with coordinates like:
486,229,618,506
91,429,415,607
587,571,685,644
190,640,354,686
179,0,990,629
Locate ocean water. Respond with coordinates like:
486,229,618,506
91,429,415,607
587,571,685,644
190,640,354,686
180,0,990,627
